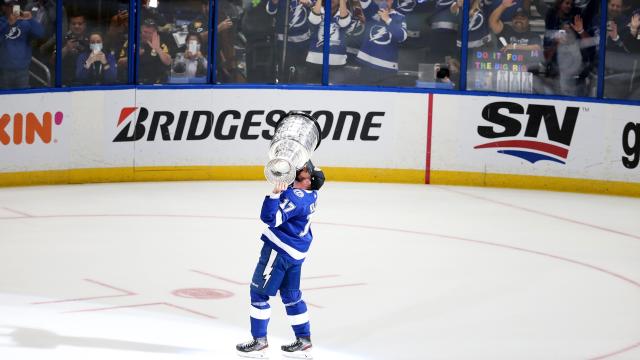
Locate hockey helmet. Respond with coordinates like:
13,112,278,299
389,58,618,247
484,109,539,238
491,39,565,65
297,160,325,190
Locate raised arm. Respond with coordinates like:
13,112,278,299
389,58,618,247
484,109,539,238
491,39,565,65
489,0,515,34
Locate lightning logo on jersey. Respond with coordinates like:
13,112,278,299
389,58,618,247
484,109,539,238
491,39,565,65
469,11,484,31
395,0,416,13
290,4,308,28
369,25,391,44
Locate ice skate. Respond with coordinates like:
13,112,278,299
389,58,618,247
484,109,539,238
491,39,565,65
236,337,268,358
281,336,313,359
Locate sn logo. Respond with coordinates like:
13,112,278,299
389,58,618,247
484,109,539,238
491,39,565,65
475,102,580,164
478,102,579,146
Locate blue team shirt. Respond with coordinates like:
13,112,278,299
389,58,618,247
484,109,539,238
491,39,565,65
306,8,352,65
266,0,312,43
260,187,318,263
356,0,408,70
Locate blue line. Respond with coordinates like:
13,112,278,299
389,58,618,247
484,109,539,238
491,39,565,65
210,0,217,83
458,0,470,91
128,0,136,84
55,0,62,87
321,0,331,85
596,0,608,98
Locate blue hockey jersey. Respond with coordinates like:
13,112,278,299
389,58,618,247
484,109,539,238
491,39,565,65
356,0,408,70
430,0,459,31
266,0,312,43
306,8,352,65
260,187,318,263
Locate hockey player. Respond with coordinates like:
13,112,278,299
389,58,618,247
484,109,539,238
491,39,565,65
236,161,325,359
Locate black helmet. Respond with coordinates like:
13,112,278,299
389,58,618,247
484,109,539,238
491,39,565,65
302,160,325,190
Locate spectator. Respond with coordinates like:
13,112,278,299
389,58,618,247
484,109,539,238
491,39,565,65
490,1,542,51
60,13,89,86
305,0,352,83
624,9,640,52
75,31,117,85
482,0,530,22
266,0,314,83
605,5,640,98
544,7,593,95
119,18,172,84
107,1,129,63
215,0,245,82
183,33,208,78
25,0,56,72
194,0,210,52
462,0,492,52
426,0,460,64
0,0,45,89
355,0,408,85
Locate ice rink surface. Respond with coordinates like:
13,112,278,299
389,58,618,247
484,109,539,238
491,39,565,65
1,180,639,360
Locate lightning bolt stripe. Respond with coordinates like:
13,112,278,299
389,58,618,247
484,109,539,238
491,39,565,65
275,209,283,227
250,306,272,320
263,249,277,286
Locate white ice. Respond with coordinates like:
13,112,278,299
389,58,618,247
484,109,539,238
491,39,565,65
0,181,639,360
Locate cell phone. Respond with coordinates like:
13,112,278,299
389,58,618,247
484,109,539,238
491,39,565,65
148,0,159,8
13,5,20,16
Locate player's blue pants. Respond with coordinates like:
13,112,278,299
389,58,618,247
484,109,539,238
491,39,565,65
248,242,310,339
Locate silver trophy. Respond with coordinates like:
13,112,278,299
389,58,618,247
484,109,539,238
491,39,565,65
265,112,322,184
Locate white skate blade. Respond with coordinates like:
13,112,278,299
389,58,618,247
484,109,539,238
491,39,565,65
281,350,313,359
237,349,269,359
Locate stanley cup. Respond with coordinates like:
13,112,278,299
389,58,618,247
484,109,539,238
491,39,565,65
265,112,322,184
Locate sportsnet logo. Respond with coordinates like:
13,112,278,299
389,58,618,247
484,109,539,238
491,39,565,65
474,102,579,164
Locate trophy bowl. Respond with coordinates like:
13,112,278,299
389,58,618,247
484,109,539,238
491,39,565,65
264,111,322,184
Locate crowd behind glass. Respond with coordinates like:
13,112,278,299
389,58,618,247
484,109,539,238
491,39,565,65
1,0,640,99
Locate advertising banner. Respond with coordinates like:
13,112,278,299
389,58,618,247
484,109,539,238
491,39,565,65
431,94,640,184
114,89,428,170
0,92,71,172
